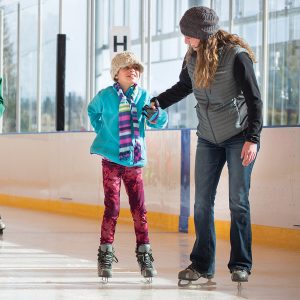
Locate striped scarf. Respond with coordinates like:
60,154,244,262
113,82,142,163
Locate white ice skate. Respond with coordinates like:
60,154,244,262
97,244,118,283
136,244,157,283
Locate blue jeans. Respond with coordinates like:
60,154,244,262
190,133,258,275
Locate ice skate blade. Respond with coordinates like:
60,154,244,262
98,270,111,283
143,277,153,284
178,278,216,288
236,282,244,296
99,277,109,284
198,279,217,287
178,279,193,287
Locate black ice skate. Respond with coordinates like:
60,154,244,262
178,264,216,287
231,269,249,290
136,244,157,283
97,244,118,282
0,216,5,235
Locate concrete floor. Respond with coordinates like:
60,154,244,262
0,206,299,300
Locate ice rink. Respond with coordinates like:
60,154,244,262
0,206,299,300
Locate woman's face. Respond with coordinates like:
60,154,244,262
184,36,201,50
117,64,140,86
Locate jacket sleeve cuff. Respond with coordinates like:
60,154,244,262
246,135,260,144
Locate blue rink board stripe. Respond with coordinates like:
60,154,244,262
179,129,190,233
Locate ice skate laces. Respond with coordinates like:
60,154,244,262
98,249,118,269
136,251,154,270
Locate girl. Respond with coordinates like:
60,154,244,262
88,51,168,281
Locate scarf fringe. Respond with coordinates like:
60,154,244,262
133,141,142,163
119,151,131,161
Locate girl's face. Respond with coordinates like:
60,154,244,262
184,36,201,50
117,64,141,86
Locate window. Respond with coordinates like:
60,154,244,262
41,0,59,132
1,0,299,133
63,0,87,131
268,0,300,125
1,3,18,133
20,1,38,132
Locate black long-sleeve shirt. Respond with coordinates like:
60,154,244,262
156,52,263,143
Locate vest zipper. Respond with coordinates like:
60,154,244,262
205,89,217,144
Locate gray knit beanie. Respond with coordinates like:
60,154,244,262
179,6,219,40
110,51,144,81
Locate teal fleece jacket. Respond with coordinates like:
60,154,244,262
88,85,168,167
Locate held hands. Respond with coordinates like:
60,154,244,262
241,141,258,167
150,97,160,109
142,98,160,124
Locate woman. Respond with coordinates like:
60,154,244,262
152,6,263,284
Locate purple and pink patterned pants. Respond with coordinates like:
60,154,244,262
100,159,150,246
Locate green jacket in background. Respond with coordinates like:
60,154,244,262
0,77,5,117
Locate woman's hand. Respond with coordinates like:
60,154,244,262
241,141,257,167
150,97,160,109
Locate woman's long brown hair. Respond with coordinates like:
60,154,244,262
185,29,256,89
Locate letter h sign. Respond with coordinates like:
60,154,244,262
110,26,131,57
113,35,127,52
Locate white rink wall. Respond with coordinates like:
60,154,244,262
0,127,299,229
190,127,300,229
0,130,181,216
